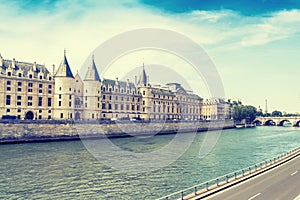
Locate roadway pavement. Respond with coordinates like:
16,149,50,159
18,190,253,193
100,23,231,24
201,154,300,200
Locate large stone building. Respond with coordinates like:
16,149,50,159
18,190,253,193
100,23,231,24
201,97,242,120
0,52,204,121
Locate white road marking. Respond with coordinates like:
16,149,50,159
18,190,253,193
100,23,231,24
293,194,300,200
248,193,261,200
291,171,298,176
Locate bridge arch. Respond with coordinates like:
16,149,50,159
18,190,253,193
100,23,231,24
278,119,291,126
264,119,276,126
295,120,300,126
253,119,262,126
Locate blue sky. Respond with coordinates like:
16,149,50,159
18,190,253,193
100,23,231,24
0,0,300,112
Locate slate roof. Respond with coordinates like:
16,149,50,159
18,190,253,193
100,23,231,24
84,56,101,81
55,51,74,78
1,59,51,78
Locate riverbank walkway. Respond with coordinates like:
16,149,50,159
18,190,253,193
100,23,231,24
157,147,300,200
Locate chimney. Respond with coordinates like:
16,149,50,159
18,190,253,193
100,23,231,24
52,64,55,75
12,58,16,68
33,61,37,71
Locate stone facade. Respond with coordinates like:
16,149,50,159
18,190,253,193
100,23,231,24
0,51,238,121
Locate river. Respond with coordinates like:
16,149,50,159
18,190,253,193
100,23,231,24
0,126,299,199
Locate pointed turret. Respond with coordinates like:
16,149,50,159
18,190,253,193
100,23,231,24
55,49,74,78
84,55,101,81
138,63,147,86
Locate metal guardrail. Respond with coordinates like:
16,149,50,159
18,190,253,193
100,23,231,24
156,146,300,200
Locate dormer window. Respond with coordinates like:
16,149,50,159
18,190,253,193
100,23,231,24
49,76,52,81
29,74,33,79
39,75,43,80
7,72,11,76
18,73,22,77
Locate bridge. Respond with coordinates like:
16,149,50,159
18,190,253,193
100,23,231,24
157,147,300,200
253,116,300,126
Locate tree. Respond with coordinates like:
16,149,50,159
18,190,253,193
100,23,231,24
271,110,282,117
233,105,257,124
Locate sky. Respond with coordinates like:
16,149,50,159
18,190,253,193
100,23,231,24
0,0,300,113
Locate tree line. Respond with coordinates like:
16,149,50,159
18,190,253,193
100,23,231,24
233,105,299,124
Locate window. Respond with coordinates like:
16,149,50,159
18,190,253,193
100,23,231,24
39,84,43,88
48,85,52,89
60,113,63,119
28,102,32,106
7,87,11,91
7,81,11,85
115,104,118,110
29,74,33,78
143,91,145,95
18,109,21,113
18,73,22,77
108,104,112,110
7,109,10,113
17,96,21,100
7,72,11,76
18,82,22,86
59,87,61,91
39,75,43,80
102,103,106,109
39,89,42,93
6,95,10,105
115,96,118,100
69,102,71,107
28,96,33,100
17,102,21,106
49,77,52,81
18,88,22,92
58,101,61,106
69,95,72,100
109,96,112,100
132,105,135,110
39,110,42,113
121,104,124,110
69,88,71,91
48,90,52,94
48,98,52,107
38,97,42,106
59,94,61,99
48,110,51,113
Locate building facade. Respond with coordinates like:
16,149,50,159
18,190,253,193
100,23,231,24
1,52,238,121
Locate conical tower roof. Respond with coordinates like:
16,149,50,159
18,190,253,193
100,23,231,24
138,63,147,86
55,50,74,78
84,55,101,81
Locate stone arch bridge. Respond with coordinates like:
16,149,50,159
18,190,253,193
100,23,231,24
253,116,300,126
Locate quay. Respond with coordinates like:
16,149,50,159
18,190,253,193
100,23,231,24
158,147,300,200
0,119,234,144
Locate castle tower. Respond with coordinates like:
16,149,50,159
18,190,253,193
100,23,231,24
53,50,75,120
83,55,101,120
137,64,151,119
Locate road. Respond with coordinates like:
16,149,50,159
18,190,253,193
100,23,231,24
202,154,300,200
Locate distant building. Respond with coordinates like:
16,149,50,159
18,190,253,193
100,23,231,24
0,52,204,121
201,98,242,120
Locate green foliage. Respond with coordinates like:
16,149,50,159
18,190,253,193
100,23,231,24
271,110,282,117
233,105,257,123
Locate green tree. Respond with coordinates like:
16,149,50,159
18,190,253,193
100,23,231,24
271,110,282,117
233,105,257,124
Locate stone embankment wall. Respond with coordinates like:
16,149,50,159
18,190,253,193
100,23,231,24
0,120,234,143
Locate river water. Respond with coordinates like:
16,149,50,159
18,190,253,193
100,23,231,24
0,126,300,199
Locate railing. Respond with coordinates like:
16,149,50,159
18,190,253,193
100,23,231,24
156,146,300,200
